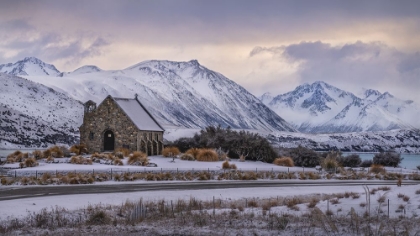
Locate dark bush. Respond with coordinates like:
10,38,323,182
360,159,373,168
170,126,277,162
338,154,362,167
284,146,319,167
373,152,403,167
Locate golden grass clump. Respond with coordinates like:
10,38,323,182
185,148,200,159
114,147,130,157
24,157,38,167
70,156,92,165
128,151,148,166
162,146,181,157
196,149,218,162
273,157,294,167
180,154,195,161
113,159,123,166
48,146,64,158
370,164,386,174
70,144,87,155
32,150,43,159
222,160,237,169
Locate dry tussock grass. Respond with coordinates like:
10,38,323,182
128,151,148,166
70,144,87,155
180,154,195,161
162,146,180,157
114,147,131,157
370,164,386,174
70,156,92,165
222,161,237,169
185,148,200,159
273,157,294,167
196,149,218,162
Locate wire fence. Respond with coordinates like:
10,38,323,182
3,165,419,178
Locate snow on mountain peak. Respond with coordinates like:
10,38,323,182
70,65,102,75
0,57,60,76
260,81,420,133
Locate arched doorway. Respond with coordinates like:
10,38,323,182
104,130,115,151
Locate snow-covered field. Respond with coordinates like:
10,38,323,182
2,155,420,235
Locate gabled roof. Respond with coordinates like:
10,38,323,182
110,96,164,132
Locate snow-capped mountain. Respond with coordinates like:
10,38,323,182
4,57,296,136
0,57,60,76
260,81,420,133
0,73,83,148
66,65,102,75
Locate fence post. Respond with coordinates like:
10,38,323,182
212,196,215,216
288,168,289,173
36,170,37,179
15,170,16,178
388,199,389,218
111,168,113,179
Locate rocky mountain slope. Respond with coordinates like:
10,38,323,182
0,73,82,148
260,81,420,133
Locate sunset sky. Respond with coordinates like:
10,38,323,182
1,0,419,102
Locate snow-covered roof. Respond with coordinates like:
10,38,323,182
113,97,164,132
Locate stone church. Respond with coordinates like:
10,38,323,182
79,95,164,155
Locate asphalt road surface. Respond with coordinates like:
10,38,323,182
1,180,419,201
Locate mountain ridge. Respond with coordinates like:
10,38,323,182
260,81,419,133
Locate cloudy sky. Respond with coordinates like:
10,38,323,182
1,0,419,102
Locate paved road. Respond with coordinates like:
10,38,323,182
1,180,418,201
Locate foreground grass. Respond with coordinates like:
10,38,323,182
1,191,419,236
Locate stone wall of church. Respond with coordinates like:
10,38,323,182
80,96,164,155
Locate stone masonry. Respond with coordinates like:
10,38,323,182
79,95,164,155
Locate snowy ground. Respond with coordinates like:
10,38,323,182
1,183,419,220
2,155,420,234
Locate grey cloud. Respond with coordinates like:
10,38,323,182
250,41,420,101
0,18,34,31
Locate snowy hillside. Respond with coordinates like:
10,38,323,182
0,57,60,76
0,73,82,148
260,81,419,133
18,58,296,132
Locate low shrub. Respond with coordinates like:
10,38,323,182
196,149,218,162
360,160,373,168
128,151,148,166
70,144,87,155
114,152,124,159
162,146,180,157
185,148,200,159
222,161,237,169
32,150,43,159
24,157,38,167
113,159,123,166
273,157,294,167
48,146,64,158
114,147,130,157
180,154,195,161
70,156,92,165
87,210,111,225
338,154,361,167
373,152,403,167
370,164,386,174
285,146,319,167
